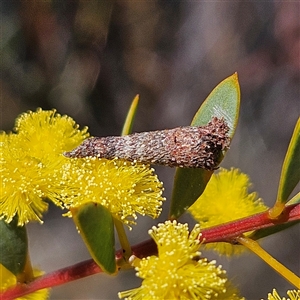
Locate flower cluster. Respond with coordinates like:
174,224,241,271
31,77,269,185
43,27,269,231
189,168,268,255
51,157,164,225
266,289,300,300
119,220,243,300
0,109,164,226
0,109,89,225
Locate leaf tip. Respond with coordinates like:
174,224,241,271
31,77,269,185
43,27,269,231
133,94,140,104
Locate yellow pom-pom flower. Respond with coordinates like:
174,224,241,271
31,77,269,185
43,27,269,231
0,133,50,224
14,108,89,164
265,289,300,300
118,221,243,300
188,168,268,256
52,157,164,226
0,109,88,225
1,109,164,226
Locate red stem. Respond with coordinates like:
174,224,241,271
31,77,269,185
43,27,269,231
200,203,299,243
1,203,299,300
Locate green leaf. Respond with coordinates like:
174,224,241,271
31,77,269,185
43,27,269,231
0,217,27,275
169,74,240,219
73,203,117,274
170,169,214,219
122,95,139,136
191,73,240,137
276,118,300,204
287,192,300,205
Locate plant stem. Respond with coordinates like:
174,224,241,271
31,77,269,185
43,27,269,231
199,203,299,243
0,260,103,300
114,218,132,262
236,236,300,289
1,203,299,300
269,201,286,219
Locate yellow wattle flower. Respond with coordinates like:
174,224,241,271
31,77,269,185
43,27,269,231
15,108,89,164
188,168,268,256
1,108,164,226
53,157,165,226
0,109,88,225
118,221,243,300
0,133,49,224
265,289,300,300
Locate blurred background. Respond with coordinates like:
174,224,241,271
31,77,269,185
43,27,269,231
1,1,299,299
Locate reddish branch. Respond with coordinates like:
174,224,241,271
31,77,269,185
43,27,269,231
1,203,299,300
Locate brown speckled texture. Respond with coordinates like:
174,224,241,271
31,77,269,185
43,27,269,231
65,117,230,170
